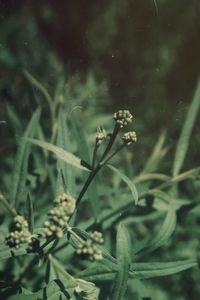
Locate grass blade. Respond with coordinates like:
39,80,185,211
142,131,167,174
56,108,75,194
173,79,200,176
23,69,54,123
11,108,41,208
107,164,138,205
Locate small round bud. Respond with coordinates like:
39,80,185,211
96,127,106,145
75,239,103,261
14,215,28,230
43,193,76,239
122,131,137,144
54,193,76,216
90,231,104,244
113,110,133,128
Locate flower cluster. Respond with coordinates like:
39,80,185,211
44,193,76,239
113,110,133,128
76,239,103,261
5,215,32,249
96,127,106,145
122,131,137,144
89,230,104,244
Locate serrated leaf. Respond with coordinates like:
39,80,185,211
11,108,41,207
134,208,176,255
173,79,200,176
26,137,90,171
132,259,197,279
107,164,138,205
111,223,131,300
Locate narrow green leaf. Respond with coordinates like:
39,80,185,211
6,103,23,134
134,208,176,255
132,259,197,279
77,263,116,282
23,69,54,123
19,279,76,300
26,137,90,171
107,164,138,205
56,108,75,194
11,108,41,207
134,173,170,184
7,295,36,300
131,279,152,300
26,193,34,233
173,79,200,176
142,131,167,174
111,223,131,300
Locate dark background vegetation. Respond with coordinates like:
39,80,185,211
0,1,200,299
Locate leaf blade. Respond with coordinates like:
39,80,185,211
132,259,197,279
134,208,176,255
173,79,200,176
11,108,41,208
26,137,90,171
107,164,138,205
111,223,131,300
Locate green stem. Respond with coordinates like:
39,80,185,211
100,124,119,162
0,193,17,217
67,226,85,244
100,143,126,167
91,143,99,169
75,133,123,209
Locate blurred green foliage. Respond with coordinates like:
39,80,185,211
0,1,200,299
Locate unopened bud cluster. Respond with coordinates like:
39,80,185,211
44,193,76,239
89,230,104,244
5,215,32,249
113,110,133,128
76,239,103,261
122,131,137,144
96,127,106,145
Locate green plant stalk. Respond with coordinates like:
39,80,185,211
0,193,17,217
75,143,126,209
75,125,120,208
91,143,99,169
100,124,120,161
66,226,85,244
